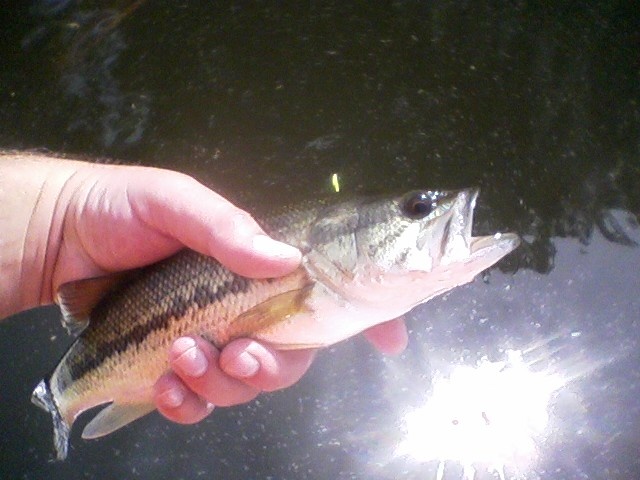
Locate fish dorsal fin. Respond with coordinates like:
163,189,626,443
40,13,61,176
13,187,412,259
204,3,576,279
56,273,127,335
81,402,156,440
223,284,314,346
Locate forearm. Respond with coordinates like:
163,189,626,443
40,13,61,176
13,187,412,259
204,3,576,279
0,152,80,318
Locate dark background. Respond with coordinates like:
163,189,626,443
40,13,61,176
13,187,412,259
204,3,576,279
0,1,638,479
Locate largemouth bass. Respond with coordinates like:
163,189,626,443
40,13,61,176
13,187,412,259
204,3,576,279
32,188,519,460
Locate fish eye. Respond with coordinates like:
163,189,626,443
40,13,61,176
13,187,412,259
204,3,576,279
402,191,438,219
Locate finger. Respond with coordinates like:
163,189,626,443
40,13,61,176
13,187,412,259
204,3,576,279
128,169,301,278
153,372,214,424
363,317,408,355
219,339,316,392
169,336,260,407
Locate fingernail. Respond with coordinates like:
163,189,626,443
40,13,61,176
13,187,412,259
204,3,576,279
252,235,301,261
172,337,208,377
223,351,260,379
158,388,184,409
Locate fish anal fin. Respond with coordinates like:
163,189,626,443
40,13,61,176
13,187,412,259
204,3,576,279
225,284,314,343
81,402,155,440
56,273,128,335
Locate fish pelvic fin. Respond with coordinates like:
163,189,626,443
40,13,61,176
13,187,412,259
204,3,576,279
32,379,71,461
81,402,156,440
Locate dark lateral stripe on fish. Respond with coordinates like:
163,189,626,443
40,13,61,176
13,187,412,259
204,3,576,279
63,270,251,385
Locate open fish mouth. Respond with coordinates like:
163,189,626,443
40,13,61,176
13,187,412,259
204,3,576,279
470,232,521,254
443,188,520,265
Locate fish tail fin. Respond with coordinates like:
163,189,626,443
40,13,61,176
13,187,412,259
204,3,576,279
32,379,71,461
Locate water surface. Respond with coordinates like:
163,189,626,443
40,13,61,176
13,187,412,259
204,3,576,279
1,2,638,479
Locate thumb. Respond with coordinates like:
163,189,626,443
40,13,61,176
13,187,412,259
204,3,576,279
127,167,301,278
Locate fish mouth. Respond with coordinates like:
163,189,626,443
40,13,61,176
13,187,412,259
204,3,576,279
459,187,479,244
470,232,521,258
444,188,520,264
439,188,478,262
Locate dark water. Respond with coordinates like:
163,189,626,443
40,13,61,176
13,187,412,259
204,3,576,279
1,2,639,479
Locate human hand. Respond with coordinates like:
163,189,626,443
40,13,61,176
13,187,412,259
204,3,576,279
0,153,408,425
154,318,408,424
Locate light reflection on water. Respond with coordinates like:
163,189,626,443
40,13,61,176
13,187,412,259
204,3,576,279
341,329,617,480
394,348,566,480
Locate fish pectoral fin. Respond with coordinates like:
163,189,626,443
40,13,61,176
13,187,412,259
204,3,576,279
81,402,155,440
226,284,314,342
56,272,131,335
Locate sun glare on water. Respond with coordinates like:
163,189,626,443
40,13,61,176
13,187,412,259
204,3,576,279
394,350,565,480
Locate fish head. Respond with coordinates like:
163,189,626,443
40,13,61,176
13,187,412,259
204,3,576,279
305,188,520,314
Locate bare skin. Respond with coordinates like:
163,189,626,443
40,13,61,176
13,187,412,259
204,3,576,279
0,152,408,425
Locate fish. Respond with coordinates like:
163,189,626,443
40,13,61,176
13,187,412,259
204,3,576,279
31,188,520,460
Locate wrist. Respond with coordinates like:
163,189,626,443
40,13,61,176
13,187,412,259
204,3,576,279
0,152,80,318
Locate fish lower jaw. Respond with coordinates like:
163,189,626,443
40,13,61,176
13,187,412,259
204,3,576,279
469,232,521,256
